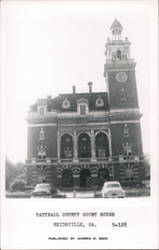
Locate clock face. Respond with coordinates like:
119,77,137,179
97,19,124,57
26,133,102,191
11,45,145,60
116,72,128,82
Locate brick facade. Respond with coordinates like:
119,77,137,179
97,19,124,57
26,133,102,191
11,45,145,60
26,19,145,188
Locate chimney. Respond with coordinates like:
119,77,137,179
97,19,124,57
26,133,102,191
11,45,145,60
88,82,93,93
72,85,76,94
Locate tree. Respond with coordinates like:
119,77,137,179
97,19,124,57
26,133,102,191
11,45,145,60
10,179,26,191
5,158,26,190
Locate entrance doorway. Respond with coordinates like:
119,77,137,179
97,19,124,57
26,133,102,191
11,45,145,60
61,169,73,188
80,169,91,187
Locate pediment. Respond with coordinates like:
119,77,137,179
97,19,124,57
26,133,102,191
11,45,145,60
77,98,88,103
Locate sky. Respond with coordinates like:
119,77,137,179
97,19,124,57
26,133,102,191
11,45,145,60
1,0,158,163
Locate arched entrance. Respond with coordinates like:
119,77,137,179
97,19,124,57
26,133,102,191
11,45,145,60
61,169,73,188
98,168,110,186
95,132,109,157
78,133,91,158
61,134,73,158
80,169,91,187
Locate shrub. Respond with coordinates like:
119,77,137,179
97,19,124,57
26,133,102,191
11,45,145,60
5,158,26,190
10,179,26,192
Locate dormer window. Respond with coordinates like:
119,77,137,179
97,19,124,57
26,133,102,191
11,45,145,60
62,97,71,109
37,99,47,116
39,128,45,140
95,95,104,108
77,98,89,116
39,107,45,116
80,104,86,115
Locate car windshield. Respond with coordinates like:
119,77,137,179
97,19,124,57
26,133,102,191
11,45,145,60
106,183,121,188
35,184,50,191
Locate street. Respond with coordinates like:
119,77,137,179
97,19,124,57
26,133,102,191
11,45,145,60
6,187,150,198
62,190,149,198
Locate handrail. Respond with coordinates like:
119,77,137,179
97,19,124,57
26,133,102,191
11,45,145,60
26,155,145,164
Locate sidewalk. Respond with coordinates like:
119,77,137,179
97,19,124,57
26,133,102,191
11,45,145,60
64,191,94,198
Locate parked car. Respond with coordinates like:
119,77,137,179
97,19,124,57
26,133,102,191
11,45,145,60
94,181,126,198
24,185,34,191
31,183,66,198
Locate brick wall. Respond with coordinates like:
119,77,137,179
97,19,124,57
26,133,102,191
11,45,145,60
111,122,143,156
27,126,57,158
108,70,139,109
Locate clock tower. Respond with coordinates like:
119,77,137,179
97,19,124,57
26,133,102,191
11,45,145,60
104,19,143,158
104,18,139,110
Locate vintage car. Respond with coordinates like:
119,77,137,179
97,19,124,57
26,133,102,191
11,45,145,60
94,181,126,198
31,183,66,198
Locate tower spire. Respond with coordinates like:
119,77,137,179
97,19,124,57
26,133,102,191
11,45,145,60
110,18,123,40
104,19,131,63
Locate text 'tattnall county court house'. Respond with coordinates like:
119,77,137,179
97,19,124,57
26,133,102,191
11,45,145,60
26,19,145,188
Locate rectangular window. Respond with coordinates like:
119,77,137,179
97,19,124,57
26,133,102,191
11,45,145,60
80,105,86,115
39,128,45,140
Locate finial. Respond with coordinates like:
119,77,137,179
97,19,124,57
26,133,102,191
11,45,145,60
110,18,123,38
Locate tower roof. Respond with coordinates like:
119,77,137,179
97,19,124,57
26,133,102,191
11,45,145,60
110,18,123,31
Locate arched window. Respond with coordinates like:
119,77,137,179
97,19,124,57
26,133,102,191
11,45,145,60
117,49,122,60
61,134,73,158
95,132,109,157
78,133,91,158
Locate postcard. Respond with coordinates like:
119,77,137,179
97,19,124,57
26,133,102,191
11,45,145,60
0,0,158,249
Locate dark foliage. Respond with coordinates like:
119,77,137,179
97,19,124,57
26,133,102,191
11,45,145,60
10,179,26,191
5,158,26,190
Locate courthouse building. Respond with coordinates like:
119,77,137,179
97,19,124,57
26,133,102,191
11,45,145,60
26,19,144,188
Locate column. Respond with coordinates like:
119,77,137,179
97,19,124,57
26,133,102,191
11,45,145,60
73,174,80,188
73,131,78,162
91,173,98,187
108,128,112,157
91,129,96,162
57,130,61,162
109,164,115,181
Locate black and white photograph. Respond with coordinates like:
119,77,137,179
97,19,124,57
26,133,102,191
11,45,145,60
4,3,151,199
0,0,158,249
